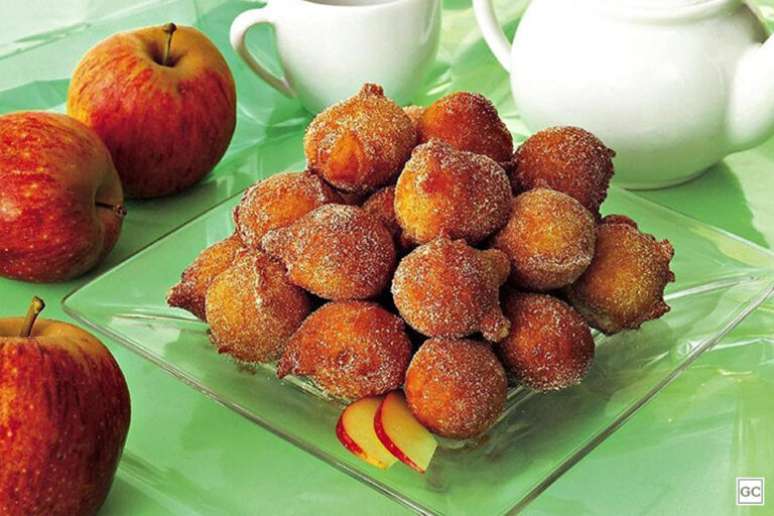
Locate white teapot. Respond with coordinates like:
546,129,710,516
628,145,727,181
474,0,774,189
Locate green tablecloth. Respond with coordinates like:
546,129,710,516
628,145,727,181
1,1,773,514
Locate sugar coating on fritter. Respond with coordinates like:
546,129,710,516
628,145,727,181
600,213,638,229
394,140,512,245
515,126,615,216
499,154,520,195
566,221,675,334
261,204,396,300
362,186,400,233
361,186,412,251
492,188,596,291
304,83,417,192
205,252,312,363
403,105,425,130
392,238,511,342
276,301,412,400
337,189,371,206
498,291,594,391
167,233,245,320
405,338,507,439
418,92,514,163
233,171,342,249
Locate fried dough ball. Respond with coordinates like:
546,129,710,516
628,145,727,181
500,154,520,195
498,291,594,391
514,126,615,216
233,172,341,248
167,234,245,320
405,338,507,439
336,189,371,206
392,238,511,342
566,221,675,334
304,83,416,192
600,213,638,228
492,188,596,291
394,140,512,245
205,252,312,363
277,301,412,399
418,92,513,163
403,105,425,130
262,204,396,300
361,186,412,250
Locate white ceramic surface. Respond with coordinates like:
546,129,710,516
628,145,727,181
474,0,774,189
230,0,441,113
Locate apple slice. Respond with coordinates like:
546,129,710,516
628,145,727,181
336,397,398,469
374,391,438,473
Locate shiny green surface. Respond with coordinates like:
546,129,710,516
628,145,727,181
1,1,773,514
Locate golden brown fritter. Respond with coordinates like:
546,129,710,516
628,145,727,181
405,338,507,439
167,234,245,320
233,171,341,249
600,213,638,228
403,105,425,131
205,252,312,363
304,84,416,192
392,238,511,342
492,188,596,291
394,140,512,245
514,126,615,216
418,92,513,163
336,189,371,206
277,301,412,399
261,204,396,300
361,186,412,251
566,220,675,334
500,153,520,195
498,291,594,391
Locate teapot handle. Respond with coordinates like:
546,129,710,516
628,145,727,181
473,0,513,72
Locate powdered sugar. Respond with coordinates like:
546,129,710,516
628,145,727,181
498,291,594,391
405,338,507,439
304,84,416,192
277,301,411,400
492,188,596,291
514,126,615,216
391,238,510,342
395,140,512,245
262,204,396,300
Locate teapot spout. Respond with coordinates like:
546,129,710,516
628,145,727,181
727,37,774,152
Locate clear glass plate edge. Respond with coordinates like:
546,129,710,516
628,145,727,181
61,273,774,516
60,187,774,516
508,277,774,514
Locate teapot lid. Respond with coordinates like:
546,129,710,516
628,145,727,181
589,0,740,20
603,0,716,5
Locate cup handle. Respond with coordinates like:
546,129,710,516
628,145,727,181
472,0,512,72
229,7,296,97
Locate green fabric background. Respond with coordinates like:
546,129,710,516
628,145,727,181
1,1,773,514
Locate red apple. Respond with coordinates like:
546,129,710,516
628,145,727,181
0,112,125,282
67,23,237,199
0,297,131,516
336,397,397,470
374,391,438,473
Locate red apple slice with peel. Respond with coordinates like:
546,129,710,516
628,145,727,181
374,391,438,473
336,397,397,469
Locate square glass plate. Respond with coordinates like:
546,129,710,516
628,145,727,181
63,186,774,515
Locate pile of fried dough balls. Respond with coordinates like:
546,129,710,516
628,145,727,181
168,84,675,440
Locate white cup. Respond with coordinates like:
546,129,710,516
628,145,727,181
230,0,442,113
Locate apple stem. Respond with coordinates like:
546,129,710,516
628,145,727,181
96,202,127,218
161,23,177,67
19,296,45,338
